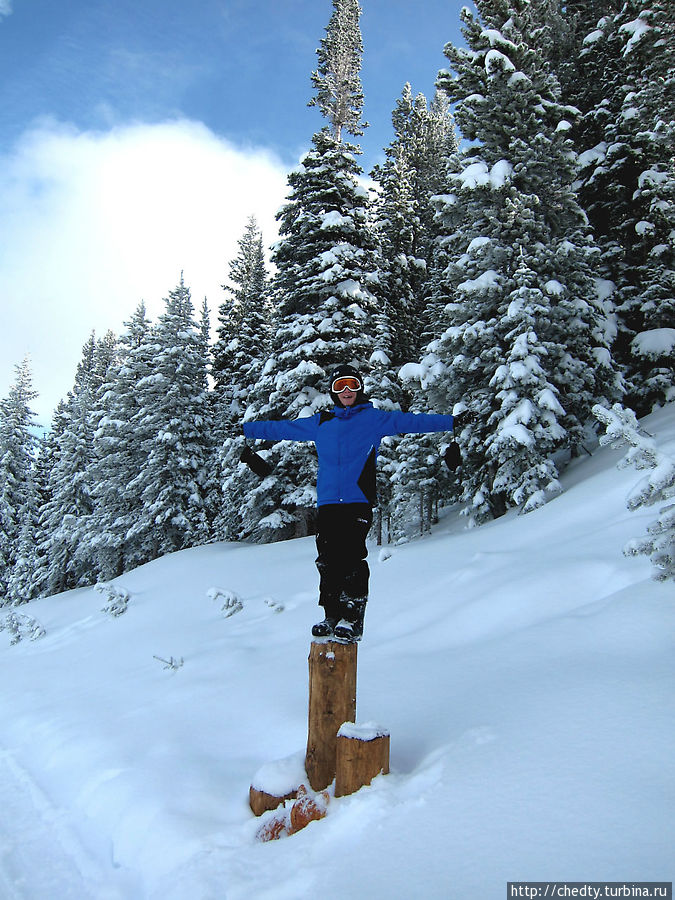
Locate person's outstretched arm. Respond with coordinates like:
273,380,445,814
243,414,319,443
376,409,454,437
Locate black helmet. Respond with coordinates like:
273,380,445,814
328,364,367,407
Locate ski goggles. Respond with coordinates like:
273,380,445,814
331,376,362,393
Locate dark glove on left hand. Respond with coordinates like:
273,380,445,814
443,441,462,472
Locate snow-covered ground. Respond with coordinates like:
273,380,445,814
1,405,673,899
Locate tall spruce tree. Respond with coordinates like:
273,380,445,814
572,0,675,413
84,304,153,580
35,333,116,595
371,87,460,539
240,0,380,541
124,276,212,565
415,0,618,523
0,357,39,603
372,85,458,371
212,218,272,540
309,0,367,142
213,216,271,431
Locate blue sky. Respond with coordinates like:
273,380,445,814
0,0,469,422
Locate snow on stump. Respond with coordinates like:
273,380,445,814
305,640,357,791
335,721,390,798
249,751,306,816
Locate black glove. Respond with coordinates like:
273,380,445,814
443,441,462,472
452,409,475,430
240,444,273,478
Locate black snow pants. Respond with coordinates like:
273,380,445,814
315,503,373,618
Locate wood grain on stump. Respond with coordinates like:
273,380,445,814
305,640,357,791
335,723,390,798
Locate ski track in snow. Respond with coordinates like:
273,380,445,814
0,749,128,900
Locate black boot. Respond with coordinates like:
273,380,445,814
334,599,367,642
311,615,339,638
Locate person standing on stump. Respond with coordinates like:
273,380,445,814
242,364,456,642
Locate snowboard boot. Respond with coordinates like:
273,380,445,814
311,616,339,638
333,599,367,642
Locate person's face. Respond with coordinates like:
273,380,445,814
339,387,357,406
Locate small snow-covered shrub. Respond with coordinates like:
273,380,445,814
1,612,46,645
207,587,244,618
153,655,184,671
594,403,675,581
96,583,130,617
264,597,285,614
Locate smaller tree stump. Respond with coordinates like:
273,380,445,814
335,721,390,798
249,751,307,816
249,785,298,817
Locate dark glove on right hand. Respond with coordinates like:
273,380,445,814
240,444,273,478
452,409,476,429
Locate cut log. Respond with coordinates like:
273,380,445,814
335,722,390,798
289,784,329,833
255,807,292,842
249,750,307,816
249,785,298,817
305,640,357,791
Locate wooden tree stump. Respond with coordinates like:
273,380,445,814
249,751,307,816
249,785,298,817
335,722,390,798
305,640,357,791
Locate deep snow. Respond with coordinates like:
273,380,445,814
1,405,673,899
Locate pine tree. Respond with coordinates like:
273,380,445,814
35,333,116,595
416,0,618,523
213,216,271,431
240,0,380,541
309,0,368,142
124,276,212,564
372,85,458,371
5,478,40,606
85,304,153,580
570,0,675,413
371,87,459,539
212,218,272,540
594,403,675,581
0,357,39,603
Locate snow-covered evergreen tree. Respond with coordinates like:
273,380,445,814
0,357,39,603
213,216,271,431
594,402,675,581
212,218,273,541
370,87,459,539
240,0,380,541
85,304,153,580
124,276,212,565
308,0,368,142
371,85,458,372
572,0,675,413
416,0,618,523
5,478,40,606
35,334,110,595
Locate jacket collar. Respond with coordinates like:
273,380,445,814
333,401,371,419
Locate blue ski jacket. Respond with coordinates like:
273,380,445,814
243,402,454,507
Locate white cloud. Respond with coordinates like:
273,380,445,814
0,118,290,425
0,0,11,18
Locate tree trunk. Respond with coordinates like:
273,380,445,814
305,640,357,791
